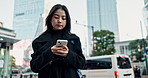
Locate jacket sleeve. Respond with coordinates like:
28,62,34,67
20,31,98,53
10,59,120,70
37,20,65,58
30,40,54,73
64,37,86,69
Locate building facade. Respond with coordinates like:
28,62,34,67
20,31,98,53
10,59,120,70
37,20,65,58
87,0,119,54
114,40,131,56
144,0,148,38
13,0,46,67
13,0,45,40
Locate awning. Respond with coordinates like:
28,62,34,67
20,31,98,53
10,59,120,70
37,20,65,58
0,34,20,44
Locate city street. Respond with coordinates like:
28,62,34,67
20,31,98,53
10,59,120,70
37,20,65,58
142,75,148,78
11,73,38,78
10,75,148,78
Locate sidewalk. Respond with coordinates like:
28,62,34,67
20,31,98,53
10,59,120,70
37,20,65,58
142,75,148,78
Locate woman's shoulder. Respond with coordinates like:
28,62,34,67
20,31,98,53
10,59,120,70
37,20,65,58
68,33,80,39
33,33,51,43
68,33,81,45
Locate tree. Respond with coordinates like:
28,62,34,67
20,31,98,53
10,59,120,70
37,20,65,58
128,39,148,62
91,30,115,56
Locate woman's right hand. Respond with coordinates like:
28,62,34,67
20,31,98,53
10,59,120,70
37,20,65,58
51,45,69,57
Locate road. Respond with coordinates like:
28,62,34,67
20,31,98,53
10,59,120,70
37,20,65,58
142,75,148,78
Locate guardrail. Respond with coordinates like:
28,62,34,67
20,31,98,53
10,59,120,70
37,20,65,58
20,73,38,78
11,73,38,78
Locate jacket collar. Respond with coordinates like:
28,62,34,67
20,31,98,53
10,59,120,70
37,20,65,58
34,32,78,42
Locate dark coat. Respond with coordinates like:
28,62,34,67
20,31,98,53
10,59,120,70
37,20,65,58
30,31,85,78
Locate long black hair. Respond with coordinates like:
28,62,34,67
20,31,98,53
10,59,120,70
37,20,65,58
44,4,71,34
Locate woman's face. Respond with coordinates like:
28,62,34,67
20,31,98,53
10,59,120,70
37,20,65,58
51,9,67,30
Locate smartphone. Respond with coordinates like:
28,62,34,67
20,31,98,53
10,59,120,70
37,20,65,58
56,39,68,46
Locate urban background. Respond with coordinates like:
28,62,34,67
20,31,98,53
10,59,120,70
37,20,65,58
0,0,148,78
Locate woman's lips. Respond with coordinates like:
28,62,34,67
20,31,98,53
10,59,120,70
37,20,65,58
56,25,62,27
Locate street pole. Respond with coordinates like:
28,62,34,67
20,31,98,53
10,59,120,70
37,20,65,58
76,21,95,53
140,21,148,74
140,21,146,52
3,45,10,78
91,26,94,52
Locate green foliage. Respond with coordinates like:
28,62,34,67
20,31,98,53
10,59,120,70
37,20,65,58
91,30,115,56
128,39,147,62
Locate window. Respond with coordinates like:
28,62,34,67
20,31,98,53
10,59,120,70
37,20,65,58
12,70,20,74
117,56,132,69
83,58,112,69
15,13,25,16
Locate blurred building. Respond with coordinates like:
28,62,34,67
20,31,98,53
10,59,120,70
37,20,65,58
0,26,19,78
13,0,63,40
13,0,43,67
114,40,131,56
144,0,148,38
13,0,45,40
12,0,70,67
87,0,119,54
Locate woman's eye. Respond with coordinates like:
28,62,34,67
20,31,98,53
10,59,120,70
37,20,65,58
54,16,59,19
62,17,66,20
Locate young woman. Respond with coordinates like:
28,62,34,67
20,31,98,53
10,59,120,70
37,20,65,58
30,4,85,78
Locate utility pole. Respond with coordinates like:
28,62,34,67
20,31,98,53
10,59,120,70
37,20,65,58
75,21,95,53
3,43,11,78
140,20,148,74
91,26,94,52
140,21,146,52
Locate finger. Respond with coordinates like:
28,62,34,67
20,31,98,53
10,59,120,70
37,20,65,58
62,45,67,48
54,52,67,56
53,52,64,56
57,50,68,54
51,46,56,51
51,49,58,53
61,46,69,51
54,51,68,55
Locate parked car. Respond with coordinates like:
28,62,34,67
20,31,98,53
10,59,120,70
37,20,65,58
81,54,135,78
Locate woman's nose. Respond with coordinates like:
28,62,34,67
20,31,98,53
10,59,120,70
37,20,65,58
58,18,62,22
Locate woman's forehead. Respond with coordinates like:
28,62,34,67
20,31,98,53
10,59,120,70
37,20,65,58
54,9,66,16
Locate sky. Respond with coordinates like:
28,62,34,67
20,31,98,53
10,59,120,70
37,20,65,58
116,0,147,41
0,0,14,29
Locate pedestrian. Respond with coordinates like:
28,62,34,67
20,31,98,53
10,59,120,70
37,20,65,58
133,65,141,78
136,66,141,78
30,4,86,78
133,65,137,77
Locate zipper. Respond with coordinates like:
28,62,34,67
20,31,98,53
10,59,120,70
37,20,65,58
38,56,61,78
39,56,54,71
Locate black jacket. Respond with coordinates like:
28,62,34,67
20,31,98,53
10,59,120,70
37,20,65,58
30,31,85,78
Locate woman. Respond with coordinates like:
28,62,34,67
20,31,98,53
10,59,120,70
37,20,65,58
30,4,85,78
